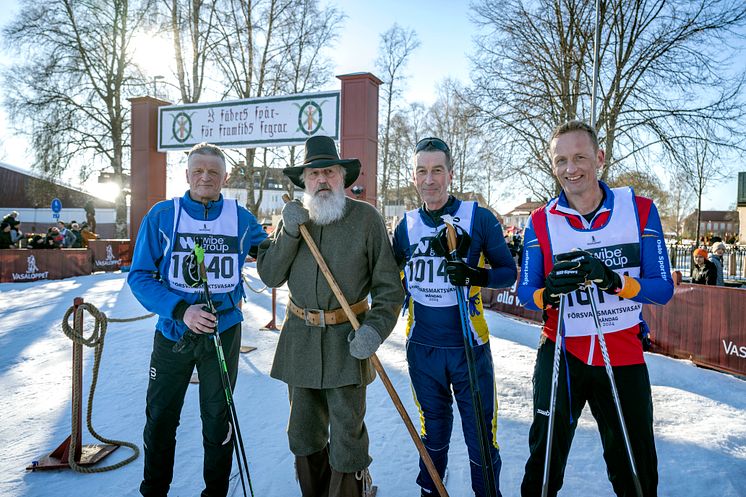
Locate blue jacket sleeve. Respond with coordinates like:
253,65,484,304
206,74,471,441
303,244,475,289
517,216,545,311
392,218,410,269
472,207,517,289
238,208,268,258
630,202,674,305
127,203,185,319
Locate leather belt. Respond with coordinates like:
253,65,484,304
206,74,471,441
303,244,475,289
287,298,369,327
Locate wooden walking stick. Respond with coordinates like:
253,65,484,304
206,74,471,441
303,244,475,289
283,195,449,497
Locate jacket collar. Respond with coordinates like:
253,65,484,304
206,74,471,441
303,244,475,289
182,190,224,220
419,195,461,227
549,181,614,227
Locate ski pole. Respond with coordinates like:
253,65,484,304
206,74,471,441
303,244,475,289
282,195,450,497
444,222,497,497
585,285,644,497
195,244,254,497
541,294,567,497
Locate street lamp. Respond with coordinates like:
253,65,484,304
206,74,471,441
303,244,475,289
152,75,164,97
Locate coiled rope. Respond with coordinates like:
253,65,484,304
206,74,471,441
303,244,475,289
242,272,267,294
60,302,154,473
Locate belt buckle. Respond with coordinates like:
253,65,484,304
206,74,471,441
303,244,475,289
303,308,325,327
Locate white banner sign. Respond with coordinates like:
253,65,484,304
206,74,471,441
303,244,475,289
158,91,340,151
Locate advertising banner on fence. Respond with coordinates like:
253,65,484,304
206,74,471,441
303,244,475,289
483,280,543,323
90,240,130,272
0,249,91,283
158,91,340,151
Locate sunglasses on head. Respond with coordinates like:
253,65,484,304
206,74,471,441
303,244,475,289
415,137,451,154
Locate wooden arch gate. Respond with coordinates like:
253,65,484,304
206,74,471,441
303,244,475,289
128,73,381,249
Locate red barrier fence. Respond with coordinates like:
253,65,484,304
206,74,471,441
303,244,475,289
643,283,746,377
482,274,746,377
0,240,131,283
0,249,91,282
88,240,130,272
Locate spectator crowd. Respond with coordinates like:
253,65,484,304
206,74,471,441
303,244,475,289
0,211,98,250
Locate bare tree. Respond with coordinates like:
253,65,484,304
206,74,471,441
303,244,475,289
3,0,151,236
429,79,485,196
660,171,694,240
673,128,726,243
163,0,219,103
469,0,746,199
212,0,341,215
375,24,420,211
269,0,344,199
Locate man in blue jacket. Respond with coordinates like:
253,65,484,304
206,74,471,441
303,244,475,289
392,137,517,497
128,142,267,497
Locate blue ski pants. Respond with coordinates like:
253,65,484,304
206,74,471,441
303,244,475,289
407,340,502,497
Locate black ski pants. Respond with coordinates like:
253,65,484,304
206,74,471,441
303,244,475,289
140,324,241,497
521,336,658,497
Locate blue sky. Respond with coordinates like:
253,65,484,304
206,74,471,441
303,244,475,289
0,0,742,213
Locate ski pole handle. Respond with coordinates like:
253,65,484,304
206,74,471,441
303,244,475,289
445,222,459,256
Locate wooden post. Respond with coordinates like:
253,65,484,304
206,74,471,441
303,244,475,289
128,96,170,254
337,73,382,207
27,298,118,470
260,288,279,331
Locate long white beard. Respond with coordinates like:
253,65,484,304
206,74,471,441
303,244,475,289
303,185,347,225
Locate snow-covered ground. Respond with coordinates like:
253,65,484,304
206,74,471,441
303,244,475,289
1,266,744,496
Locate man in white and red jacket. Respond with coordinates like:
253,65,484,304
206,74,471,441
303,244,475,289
517,120,673,497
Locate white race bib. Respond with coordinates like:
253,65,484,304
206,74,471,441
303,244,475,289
168,198,240,294
546,187,642,337
403,202,476,307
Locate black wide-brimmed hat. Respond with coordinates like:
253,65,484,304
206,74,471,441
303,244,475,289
283,135,361,189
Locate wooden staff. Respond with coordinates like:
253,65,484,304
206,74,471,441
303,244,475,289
282,194,449,497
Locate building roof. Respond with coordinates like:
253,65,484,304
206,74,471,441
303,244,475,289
685,210,739,223
0,162,115,209
460,192,503,223
225,166,290,190
504,200,544,216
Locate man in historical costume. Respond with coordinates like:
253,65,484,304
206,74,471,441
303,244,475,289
517,120,674,497
257,135,403,497
128,142,267,497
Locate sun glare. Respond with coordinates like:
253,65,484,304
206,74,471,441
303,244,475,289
131,31,175,77
96,181,122,201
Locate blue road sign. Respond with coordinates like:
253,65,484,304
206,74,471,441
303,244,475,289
51,198,62,213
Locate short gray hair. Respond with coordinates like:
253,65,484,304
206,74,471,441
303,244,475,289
187,142,226,168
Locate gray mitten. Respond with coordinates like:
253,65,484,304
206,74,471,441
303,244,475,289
348,324,382,360
281,200,310,237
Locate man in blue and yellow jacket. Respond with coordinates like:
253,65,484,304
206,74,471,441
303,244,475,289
128,142,267,497
392,137,517,497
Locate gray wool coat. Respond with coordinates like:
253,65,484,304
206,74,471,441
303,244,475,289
256,198,403,389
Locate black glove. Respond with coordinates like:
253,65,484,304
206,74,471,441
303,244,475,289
637,322,652,352
445,260,489,287
541,288,559,308
563,250,622,293
431,225,471,260
173,329,201,353
182,250,202,288
544,252,589,300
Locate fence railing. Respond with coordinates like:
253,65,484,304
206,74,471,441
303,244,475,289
667,244,746,281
